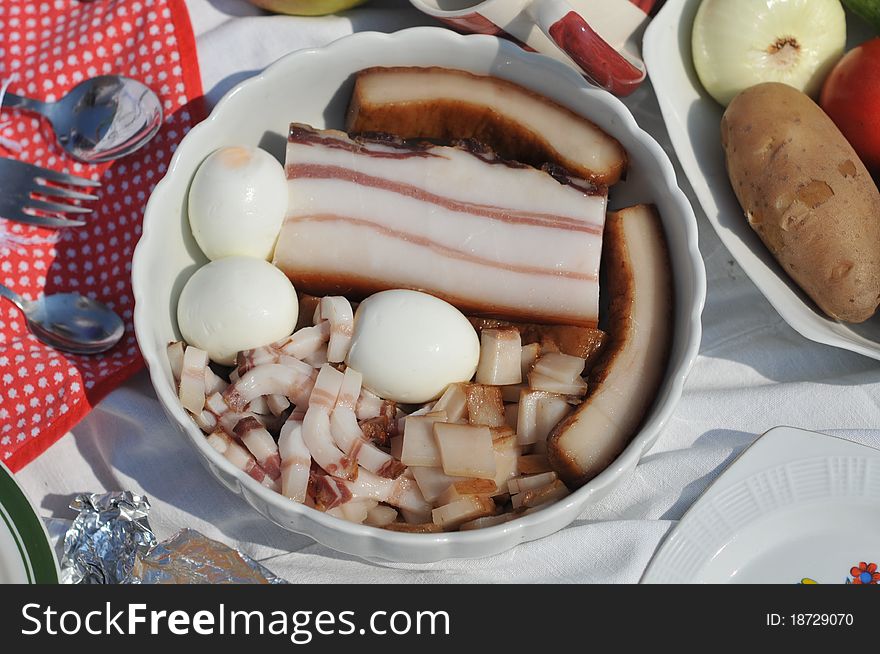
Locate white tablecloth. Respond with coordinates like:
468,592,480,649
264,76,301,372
16,0,880,583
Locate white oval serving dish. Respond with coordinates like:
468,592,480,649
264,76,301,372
133,26,705,563
644,0,880,360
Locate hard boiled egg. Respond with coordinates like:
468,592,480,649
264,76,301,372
177,257,298,365
188,146,287,261
346,290,480,403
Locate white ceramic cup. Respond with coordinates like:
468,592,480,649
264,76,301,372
409,0,658,96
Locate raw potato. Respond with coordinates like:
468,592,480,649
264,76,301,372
721,82,880,323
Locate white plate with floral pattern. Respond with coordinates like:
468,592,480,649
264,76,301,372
642,426,880,584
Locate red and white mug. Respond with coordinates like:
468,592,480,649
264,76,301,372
410,0,661,96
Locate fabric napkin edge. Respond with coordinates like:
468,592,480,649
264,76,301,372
6,0,205,473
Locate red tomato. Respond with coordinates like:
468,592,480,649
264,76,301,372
820,38,880,177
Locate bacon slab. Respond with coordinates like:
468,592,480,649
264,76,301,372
274,124,607,327
346,67,627,186
548,204,673,487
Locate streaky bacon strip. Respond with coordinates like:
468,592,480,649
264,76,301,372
233,416,282,481
290,215,597,281
320,296,354,363
330,367,406,479
355,388,384,420
278,420,311,502
179,346,209,414
302,364,358,480
274,320,330,360
311,471,354,510
285,164,604,231
312,467,431,513
236,345,282,377
207,431,277,490
274,124,607,327
224,360,316,412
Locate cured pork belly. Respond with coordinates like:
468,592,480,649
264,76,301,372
548,204,673,487
346,67,627,186
274,124,607,327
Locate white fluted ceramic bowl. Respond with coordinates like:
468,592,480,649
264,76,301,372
133,27,705,563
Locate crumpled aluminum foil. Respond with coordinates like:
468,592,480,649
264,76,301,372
61,492,155,584
61,492,286,584
131,528,285,584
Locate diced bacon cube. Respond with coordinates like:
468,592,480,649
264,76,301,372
464,384,505,427
476,328,522,385
520,343,541,380
365,504,398,527
492,431,520,496
410,466,461,503
435,478,497,506
510,479,570,509
518,390,575,445
531,352,586,382
434,423,497,479
433,383,468,422
401,413,447,467
431,495,496,530
508,471,558,494
528,372,588,396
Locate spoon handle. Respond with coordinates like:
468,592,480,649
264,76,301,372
0,283,27,313
1,92,49,116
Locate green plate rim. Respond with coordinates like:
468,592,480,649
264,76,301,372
0,461,59,584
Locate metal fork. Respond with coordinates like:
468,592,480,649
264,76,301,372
0,158,100,228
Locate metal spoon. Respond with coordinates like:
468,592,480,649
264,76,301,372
0,284,124,354
1,75,163,164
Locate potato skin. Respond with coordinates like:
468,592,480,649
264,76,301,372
721,82,880,323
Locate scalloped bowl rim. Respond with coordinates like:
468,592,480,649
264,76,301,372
133,27,705,562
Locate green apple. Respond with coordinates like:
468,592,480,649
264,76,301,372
692,0,846,106
248,0,368,16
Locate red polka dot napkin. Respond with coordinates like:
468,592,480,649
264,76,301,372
0,0,204,471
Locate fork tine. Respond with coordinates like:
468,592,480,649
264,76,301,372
31,182,100,201
0,158,93,228
25,199,92,215
33,167,101,188
1,210,86,228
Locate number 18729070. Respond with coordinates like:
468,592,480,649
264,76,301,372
766,614,854,627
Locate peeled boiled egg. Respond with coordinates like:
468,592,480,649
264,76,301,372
188,146,288,261
177,256,298,365
346,290,480,404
